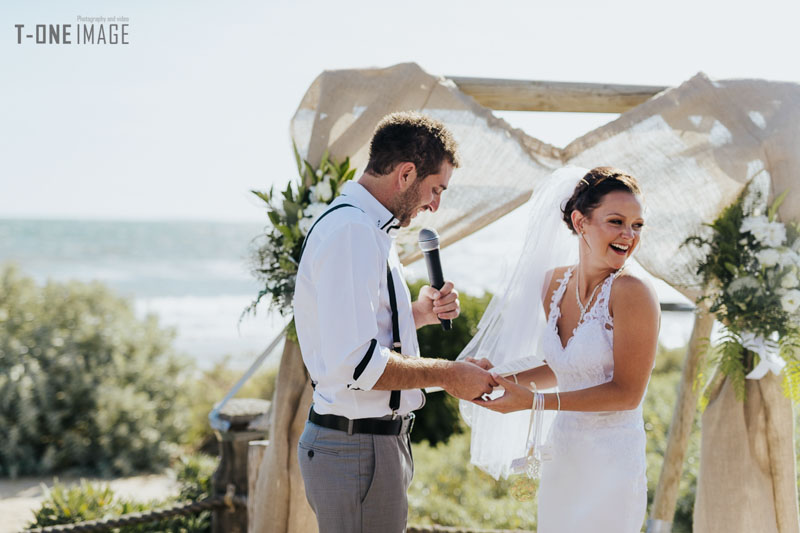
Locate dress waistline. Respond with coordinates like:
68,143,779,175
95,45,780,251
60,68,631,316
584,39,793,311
553,409,643,431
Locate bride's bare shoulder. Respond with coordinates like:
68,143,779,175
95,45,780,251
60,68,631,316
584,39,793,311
547,265,571,278
609,271,659,316
542,265,573,313
544,266,569,287
546,265,574,286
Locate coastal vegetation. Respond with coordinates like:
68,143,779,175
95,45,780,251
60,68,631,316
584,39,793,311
27,454,215,531
0,264,279,478
0,264,188,477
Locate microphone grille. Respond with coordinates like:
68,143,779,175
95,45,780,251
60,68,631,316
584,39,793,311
418,228,440,252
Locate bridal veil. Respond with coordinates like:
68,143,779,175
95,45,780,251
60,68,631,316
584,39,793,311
457,166,587,479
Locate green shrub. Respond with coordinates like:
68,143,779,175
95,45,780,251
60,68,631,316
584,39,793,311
409,431,537,530
29,479,137,527
0,264,190,477
166,453,218,532
27,453,218,532
408,280,492,445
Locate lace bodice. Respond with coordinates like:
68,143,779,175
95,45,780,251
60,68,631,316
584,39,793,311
542,266,643,431
543,266,617,391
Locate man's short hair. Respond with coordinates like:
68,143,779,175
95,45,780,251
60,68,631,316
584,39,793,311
365,112,460,180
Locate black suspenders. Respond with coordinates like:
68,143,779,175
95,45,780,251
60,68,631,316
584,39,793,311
299,203,361,259
385,265,402,414
300,202,402,414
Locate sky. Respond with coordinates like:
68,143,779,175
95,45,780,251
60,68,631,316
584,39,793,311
2,0,799,222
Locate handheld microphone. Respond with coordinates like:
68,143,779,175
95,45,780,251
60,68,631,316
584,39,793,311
418,228,451,331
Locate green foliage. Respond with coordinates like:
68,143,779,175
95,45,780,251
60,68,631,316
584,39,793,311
683,181,800,400
783,358,800,403
408,280,493,445
711,333,750,401
0,264,190,478
686,188,798,339
174,453,216,502
166,453,217,532
29,479,128,527
247,146,357,321
27,453,218,532
409,432,538,530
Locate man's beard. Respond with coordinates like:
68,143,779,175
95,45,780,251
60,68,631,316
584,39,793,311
393,181,423,227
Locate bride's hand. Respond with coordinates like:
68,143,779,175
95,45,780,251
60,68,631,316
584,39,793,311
472,374,533,414
464,357,493,371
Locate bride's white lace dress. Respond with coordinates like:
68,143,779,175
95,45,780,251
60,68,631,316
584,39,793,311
537,266,648,533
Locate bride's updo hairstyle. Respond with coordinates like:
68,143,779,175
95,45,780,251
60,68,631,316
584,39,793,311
561,167,642,235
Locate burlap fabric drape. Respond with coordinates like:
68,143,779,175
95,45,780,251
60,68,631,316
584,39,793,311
250,63,800,533
251,340,316,533
694,373,798,532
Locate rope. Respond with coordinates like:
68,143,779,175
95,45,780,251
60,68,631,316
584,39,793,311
21,497,527,533
406,526,527,533
20,493,247,533
19,480,522,533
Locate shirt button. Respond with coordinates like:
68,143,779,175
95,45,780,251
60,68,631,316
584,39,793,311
308,450,314,458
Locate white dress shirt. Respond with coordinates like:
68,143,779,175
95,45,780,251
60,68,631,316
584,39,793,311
293,181,425,419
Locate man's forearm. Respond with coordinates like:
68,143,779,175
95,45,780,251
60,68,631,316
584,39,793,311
373,354,499,402
372,354,452,391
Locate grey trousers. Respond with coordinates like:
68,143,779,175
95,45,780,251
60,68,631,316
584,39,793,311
298,420,413,533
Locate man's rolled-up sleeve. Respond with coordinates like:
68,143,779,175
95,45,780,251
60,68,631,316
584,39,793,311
310,222,391,391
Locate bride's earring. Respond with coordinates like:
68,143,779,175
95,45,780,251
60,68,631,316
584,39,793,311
580,229,592,251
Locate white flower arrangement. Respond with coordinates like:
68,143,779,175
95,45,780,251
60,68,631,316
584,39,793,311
246,147,356,334
781,270,799,290
781,290,800,314
740,215,787,247
686,184,800,400
303,202,329,223
310,177,334,204
754,247,780,268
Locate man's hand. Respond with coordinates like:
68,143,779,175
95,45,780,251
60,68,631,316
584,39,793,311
464,357,493,371
472,374,533,414
442,361,498,401
412,281,460,328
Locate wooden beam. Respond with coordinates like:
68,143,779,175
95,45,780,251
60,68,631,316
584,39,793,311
648,305,715,532
447,76,668,113
248,440,269,533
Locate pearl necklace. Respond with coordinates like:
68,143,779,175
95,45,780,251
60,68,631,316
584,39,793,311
574,268,608,322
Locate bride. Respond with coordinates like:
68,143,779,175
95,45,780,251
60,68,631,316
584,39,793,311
462,166,660,532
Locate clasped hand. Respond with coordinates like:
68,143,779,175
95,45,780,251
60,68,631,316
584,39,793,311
442,358,498,401
462,358,536,414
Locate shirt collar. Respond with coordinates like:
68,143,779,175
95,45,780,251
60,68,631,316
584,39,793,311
339,181,402,236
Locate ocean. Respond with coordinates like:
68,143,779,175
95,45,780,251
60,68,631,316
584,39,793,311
0,217,696,369
0,219,286,369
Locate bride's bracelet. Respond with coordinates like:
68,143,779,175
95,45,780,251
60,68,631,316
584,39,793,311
556,390,561,412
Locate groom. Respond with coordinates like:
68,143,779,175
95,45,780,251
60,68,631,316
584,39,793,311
293,111,497,533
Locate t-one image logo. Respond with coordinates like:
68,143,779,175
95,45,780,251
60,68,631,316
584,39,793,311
15,16,130,45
